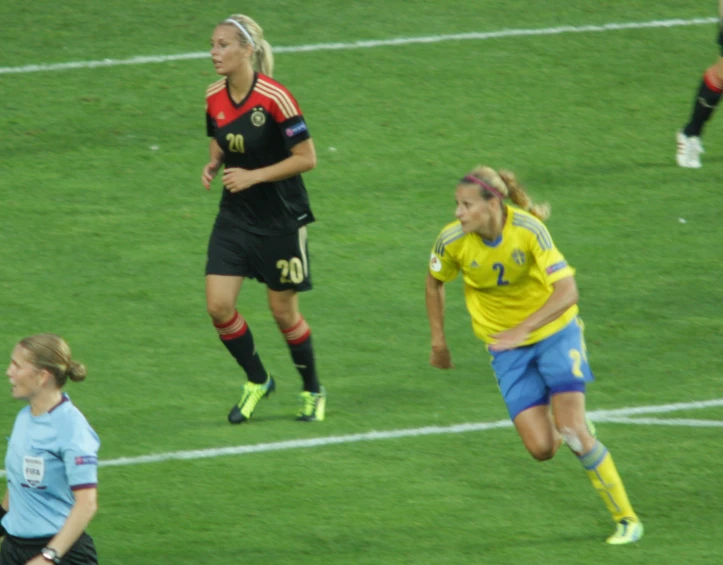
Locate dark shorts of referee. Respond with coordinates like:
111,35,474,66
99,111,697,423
0,532,97,565
206,213,312,292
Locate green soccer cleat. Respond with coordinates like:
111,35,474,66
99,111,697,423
227,375,276,424
606,518,643,545
297,387,326,422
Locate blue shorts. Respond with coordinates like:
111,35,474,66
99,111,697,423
489,318,594,420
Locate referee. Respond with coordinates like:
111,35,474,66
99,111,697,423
1,334,99,564
201,14,326,424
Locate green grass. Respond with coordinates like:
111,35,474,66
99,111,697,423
1,1,722,563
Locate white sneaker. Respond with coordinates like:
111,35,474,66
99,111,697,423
676,131,704,168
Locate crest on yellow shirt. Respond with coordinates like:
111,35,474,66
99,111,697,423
512,249,526,265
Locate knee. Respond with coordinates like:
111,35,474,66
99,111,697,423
525,439,557,462
713,57,723,78
206,300,235,325
269,304,297,329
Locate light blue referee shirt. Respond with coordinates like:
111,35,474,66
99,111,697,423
2,394,100,538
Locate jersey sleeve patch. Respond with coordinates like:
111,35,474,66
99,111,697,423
74,456,98,466
545,261,568,275
430,253,443,272
285,120,308,138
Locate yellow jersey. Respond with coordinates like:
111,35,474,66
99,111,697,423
429,206,578,346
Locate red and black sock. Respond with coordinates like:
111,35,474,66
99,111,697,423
282,317,320,393
214,311,268,384
683,66,723,137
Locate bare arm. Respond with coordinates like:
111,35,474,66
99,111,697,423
518,276,579,333
44,488,97,557
209,137,224,164
201,138,224,189
490,276,579,351
425,273,454,368
222,139,317,193
256,138,317,182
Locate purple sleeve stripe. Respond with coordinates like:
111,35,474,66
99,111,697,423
70,483,98,491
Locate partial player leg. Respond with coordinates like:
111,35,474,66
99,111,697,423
552,391,643,545
491,346,562,458
678,56,723,168
206,274,274,423
512,404,563,461
267,288,325,421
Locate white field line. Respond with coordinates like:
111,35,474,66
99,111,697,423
0,398,720,478
0,17,717,75
598,417,723,427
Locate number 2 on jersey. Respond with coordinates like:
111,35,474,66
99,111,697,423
492,263,510,286
226,133,245,153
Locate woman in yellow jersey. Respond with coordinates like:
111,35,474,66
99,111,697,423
425,166,643,545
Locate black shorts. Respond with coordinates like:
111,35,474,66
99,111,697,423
0,532,97,565
206,213,312,292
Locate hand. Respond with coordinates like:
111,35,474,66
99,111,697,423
489,326,529,351
222,167,262,193
430,345,454,369
201,161,222,190
26,556,50,565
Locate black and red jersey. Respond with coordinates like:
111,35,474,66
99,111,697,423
205,73,315,235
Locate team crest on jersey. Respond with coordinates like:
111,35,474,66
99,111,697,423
251,108,266,127
23,455,45,487
511,249,526,265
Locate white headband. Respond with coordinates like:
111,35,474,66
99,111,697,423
225,19,255,49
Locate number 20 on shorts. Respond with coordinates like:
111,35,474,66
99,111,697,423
277,258,305,284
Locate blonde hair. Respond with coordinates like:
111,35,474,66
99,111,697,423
462,166,551,221
223,14,274,77
19,334,87,388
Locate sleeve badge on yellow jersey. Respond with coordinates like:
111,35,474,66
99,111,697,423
430,253,442,272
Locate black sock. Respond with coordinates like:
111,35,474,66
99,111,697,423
282,317,320,393
214,312,268,384
683,70,722,137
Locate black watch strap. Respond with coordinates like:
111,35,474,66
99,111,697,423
41,546,61,564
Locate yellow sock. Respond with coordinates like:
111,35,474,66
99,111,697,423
578,441,638,523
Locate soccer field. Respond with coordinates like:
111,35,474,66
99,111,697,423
1,1,722,564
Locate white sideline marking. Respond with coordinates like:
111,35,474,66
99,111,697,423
0,398,720,478
0,17,717,75
588,398,723,417
599,417,723,427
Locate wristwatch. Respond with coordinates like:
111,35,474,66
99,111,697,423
41,547,61,564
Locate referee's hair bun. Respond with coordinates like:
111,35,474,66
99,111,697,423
67,360,88,383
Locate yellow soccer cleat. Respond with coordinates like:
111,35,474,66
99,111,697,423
297,387,326,422
606,518,644,545
227,375,276,424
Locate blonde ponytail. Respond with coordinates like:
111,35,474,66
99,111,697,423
498,169,551,221
253,38,274,77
